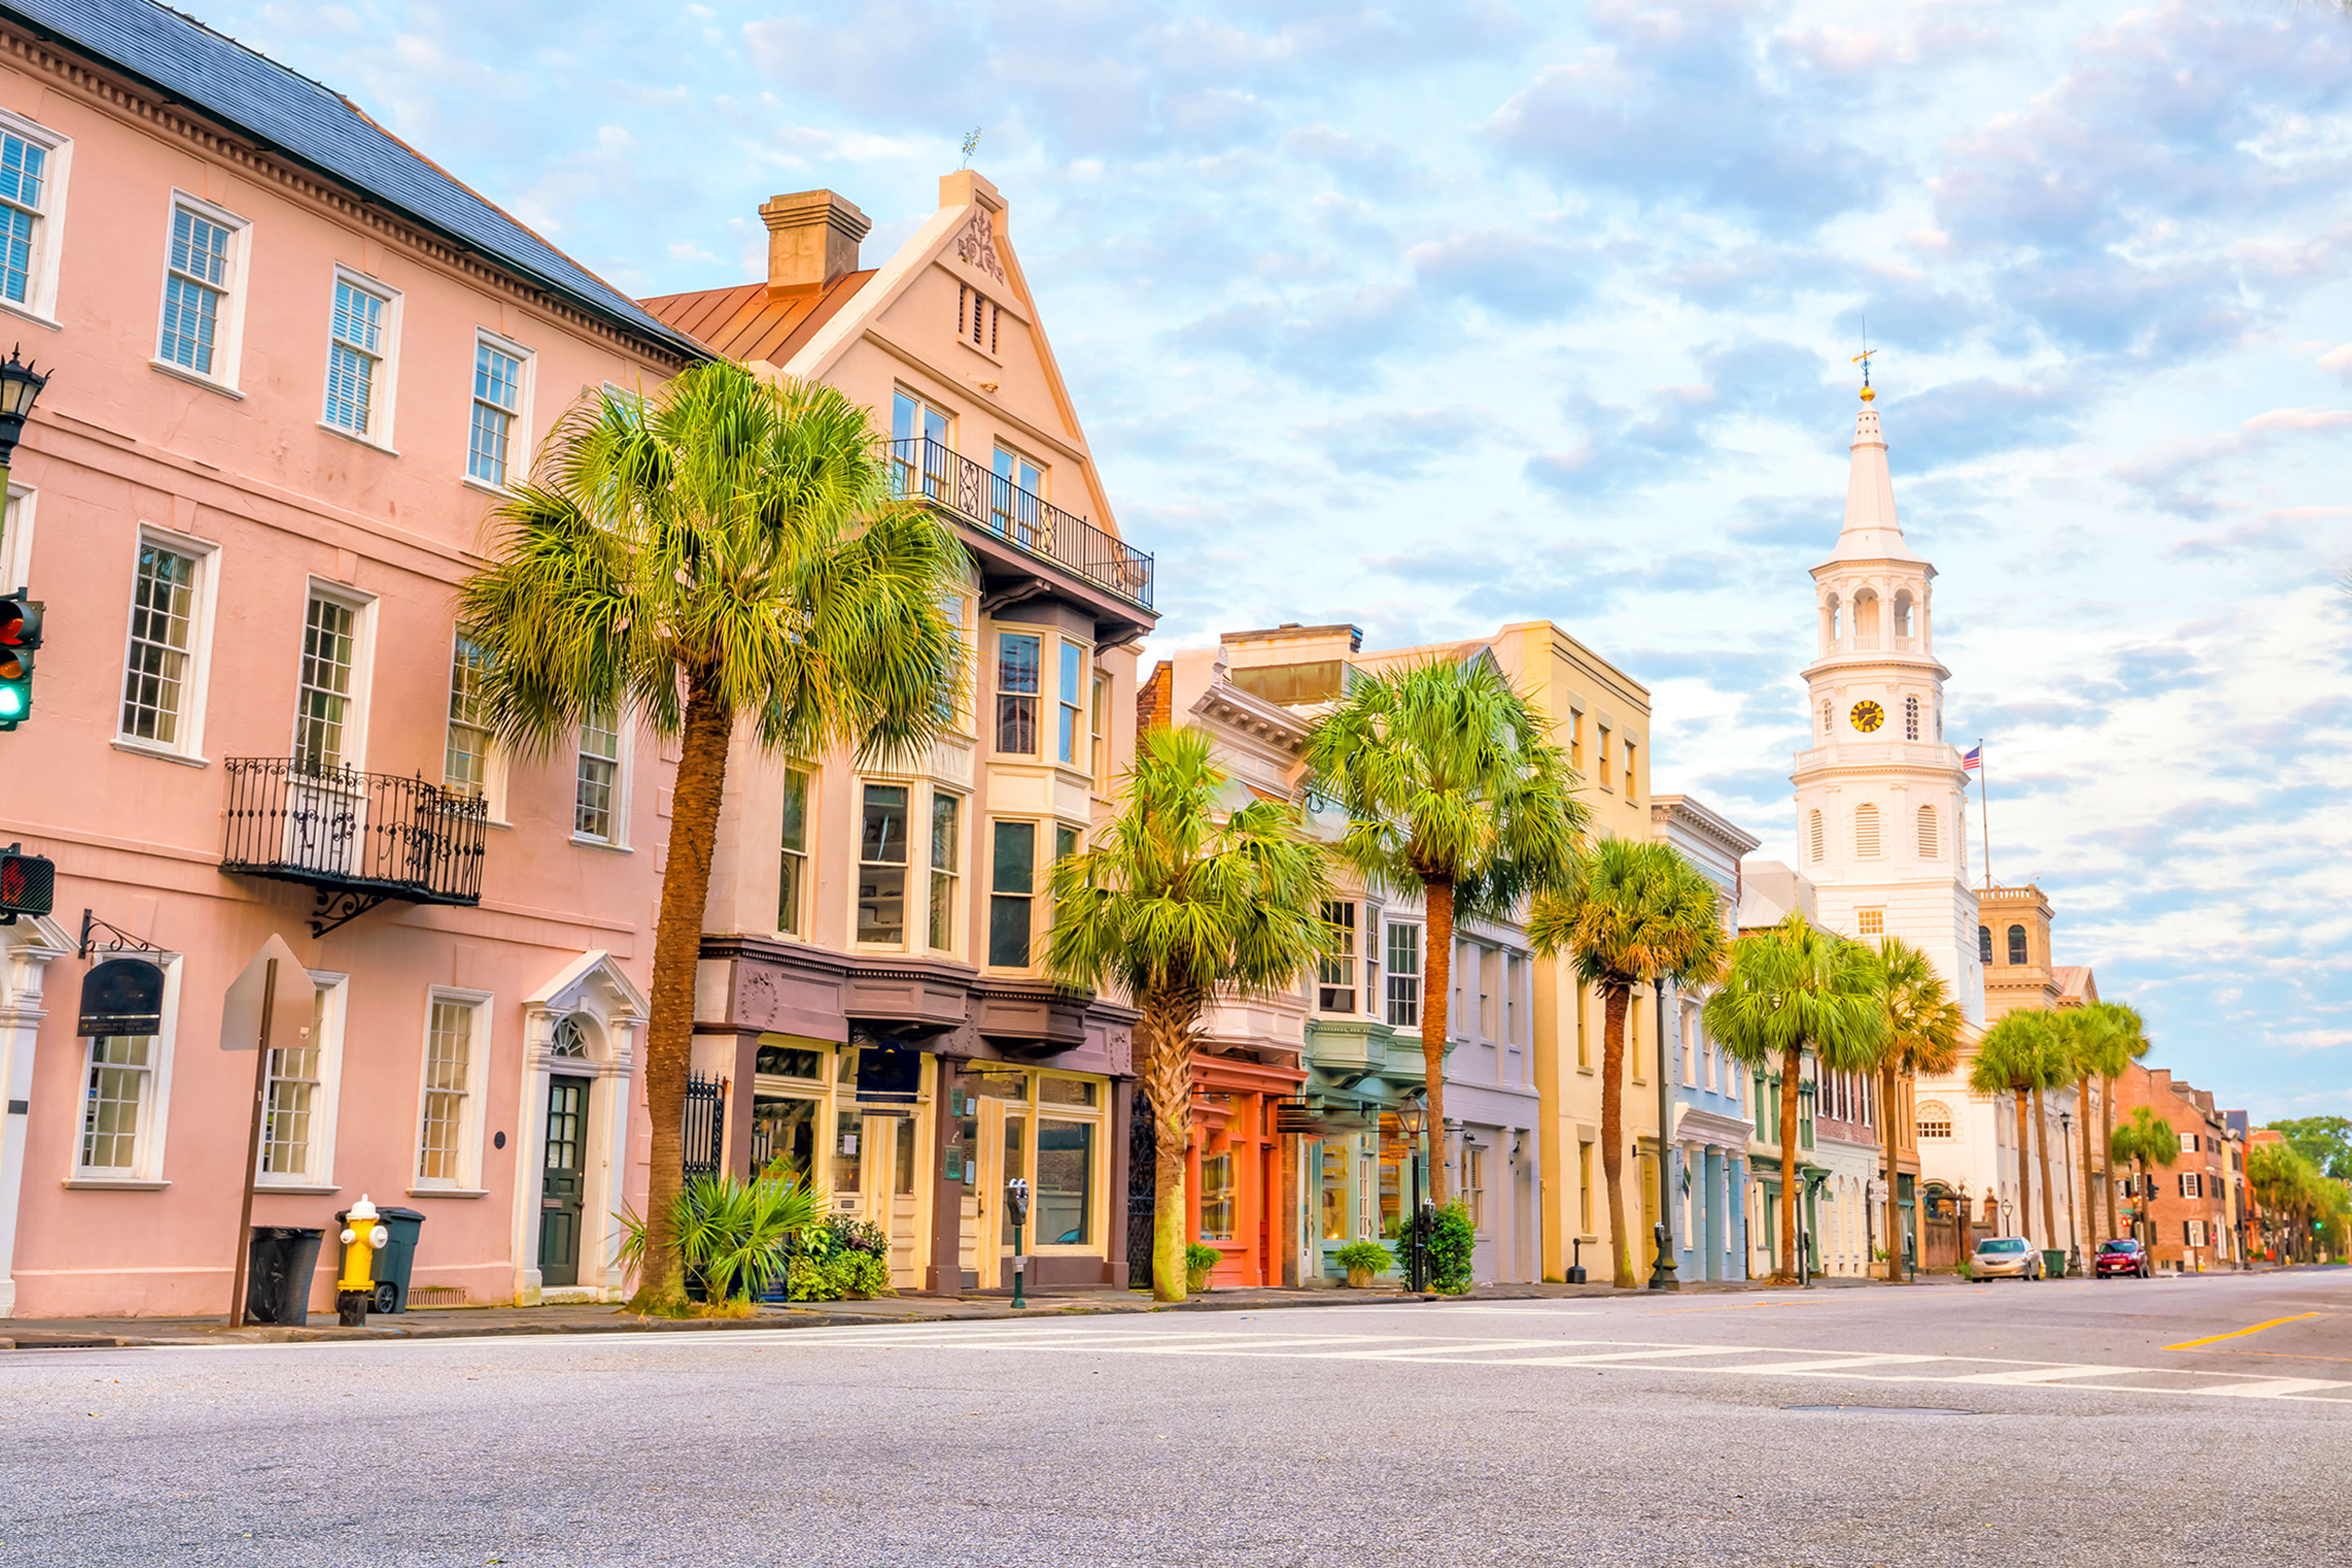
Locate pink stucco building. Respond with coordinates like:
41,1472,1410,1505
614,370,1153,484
0,0,697,1316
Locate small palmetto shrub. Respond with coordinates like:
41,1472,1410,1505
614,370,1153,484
619,1168,823,1310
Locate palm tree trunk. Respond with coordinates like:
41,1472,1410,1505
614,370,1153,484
1599,982,1633,1289
2077,1073,2098,1251
2101,1079,2118,1242
1421,875,1453,1206
1779,1045,1802,1282
627,670,733,1314
2007,1091,2033,1244
1141,990,1199,1303
1880,1063,1903,1279
2032,1085,2057,1250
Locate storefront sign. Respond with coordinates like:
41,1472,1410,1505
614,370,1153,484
855,1040,920,1104
77,957,165,1037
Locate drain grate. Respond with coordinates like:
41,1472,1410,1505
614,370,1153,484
1784,1404,1980,1415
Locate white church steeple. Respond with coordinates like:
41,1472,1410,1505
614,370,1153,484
1792,385,1984,1022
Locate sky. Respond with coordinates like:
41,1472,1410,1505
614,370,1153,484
206,0,2351,1116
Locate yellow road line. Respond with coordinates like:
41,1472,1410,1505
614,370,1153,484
2167,1312,2319,1351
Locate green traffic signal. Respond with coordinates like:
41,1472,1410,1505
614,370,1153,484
0,590,41,732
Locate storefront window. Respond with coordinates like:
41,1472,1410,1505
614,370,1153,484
1038,1076,1096,1107
1320,1141,1350,1241
1037,1118,1094,1244
755,1042,823,1080
831,1109,865,1199
894,1116,918,1196
750,1096,817,1178
1378,1111,1405,1236
1200,1147,1235,1242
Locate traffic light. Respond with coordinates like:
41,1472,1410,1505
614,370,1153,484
0,589,40,730
0,843,52,924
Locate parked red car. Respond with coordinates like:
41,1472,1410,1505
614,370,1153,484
2096,1238,2151,1278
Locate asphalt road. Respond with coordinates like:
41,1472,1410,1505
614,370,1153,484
6,1268,2348,1567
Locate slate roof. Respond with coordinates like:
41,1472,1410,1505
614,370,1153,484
639,271,875,368
1,0,706,360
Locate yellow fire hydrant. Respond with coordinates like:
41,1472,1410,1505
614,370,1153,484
337,1194,388,1326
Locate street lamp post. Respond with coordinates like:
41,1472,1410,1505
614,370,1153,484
1648,975,1681,1293
2060,1110,2080,1276
1954,1181,1971,1275
0,346,52,479
1397,1090,1429,1293
1796,1076,1817,1287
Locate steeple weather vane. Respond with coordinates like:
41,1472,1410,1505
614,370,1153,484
1852,317,1876,403
960,127,982,169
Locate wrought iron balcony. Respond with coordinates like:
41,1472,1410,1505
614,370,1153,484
889,435,1154,610
221,758,488,937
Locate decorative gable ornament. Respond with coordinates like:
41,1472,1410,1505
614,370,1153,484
954,212,1004,283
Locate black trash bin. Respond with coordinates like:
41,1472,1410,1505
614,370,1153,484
374,1206,425,1313
244,1226,325,1326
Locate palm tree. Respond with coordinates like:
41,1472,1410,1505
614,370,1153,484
1860,938,1962,1277
2092,1002,2150,1241
1302,655,1587,1202
1528,838,1726,1288
2057,1002,2132,1246
461,363,966,1312
1969,1010,2066,1245
1045,725,1331,1302
1703,913,1885,1281
2111,1105,2180,1252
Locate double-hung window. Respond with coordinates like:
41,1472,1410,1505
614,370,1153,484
159,201,238,379
294,593,360,775
777,770,808,936
889,389,951,500
1090,673,1111,787
1385,922,1420,1027
323,273,394,440
417,994,483,1187
443,635,492,799
996,632,1040,755
120,539,201,747
575,714,621,843
989,821,1036,968
0,122,56,311
1057,642,1085,765
78,1036,154,1174
467,336,526,486
260,982,338,1183
857,784,909,945
1318,901,1357,1013
991,446,1044,545
929,791,960,952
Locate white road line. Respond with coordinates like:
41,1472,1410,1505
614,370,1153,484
771,1327,2352,1405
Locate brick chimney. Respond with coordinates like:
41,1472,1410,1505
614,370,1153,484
758,189,870,294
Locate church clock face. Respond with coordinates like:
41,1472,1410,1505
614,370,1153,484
1850,699,1886,733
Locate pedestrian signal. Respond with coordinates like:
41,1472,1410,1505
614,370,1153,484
0,843,53,924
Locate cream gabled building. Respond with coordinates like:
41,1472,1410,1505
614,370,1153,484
1789,394,1983,1020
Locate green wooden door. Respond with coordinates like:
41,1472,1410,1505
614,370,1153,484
540,1074,590,1288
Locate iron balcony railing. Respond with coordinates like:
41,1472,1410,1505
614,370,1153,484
221,758,488,924
889,435,1154,610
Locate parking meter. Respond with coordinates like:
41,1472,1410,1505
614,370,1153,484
1006,1178,1031,1309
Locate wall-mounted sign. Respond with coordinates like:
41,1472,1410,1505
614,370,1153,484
78,958,165,1037
855,1040,920,1105
218,935,313,1053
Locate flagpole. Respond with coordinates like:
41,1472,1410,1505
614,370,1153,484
1977,738,1991,891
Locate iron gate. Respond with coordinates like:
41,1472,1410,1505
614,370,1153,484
684,1071,727,1178
1126,1088,1156,1288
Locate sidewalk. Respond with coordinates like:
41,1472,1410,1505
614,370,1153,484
1,1272,1843,1349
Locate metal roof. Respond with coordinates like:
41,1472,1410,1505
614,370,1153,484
1,0,706,360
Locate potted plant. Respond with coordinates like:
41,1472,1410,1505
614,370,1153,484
1184,1242,1222,1294
1335,1240,1392,1288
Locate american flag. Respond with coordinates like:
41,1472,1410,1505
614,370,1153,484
1961,746,1982,771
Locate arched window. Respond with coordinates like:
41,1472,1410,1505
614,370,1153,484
1904,695,1920,740
1808,810,1824,862
1977,925,1992,963
1854,803,1881,858
1853,589,1880,648
1828,596,1842,644
1893,590,1915,644
1917,804,1938,858
2007,924,2028,964
1917,1102,1953,1140
552,1016,590,1058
